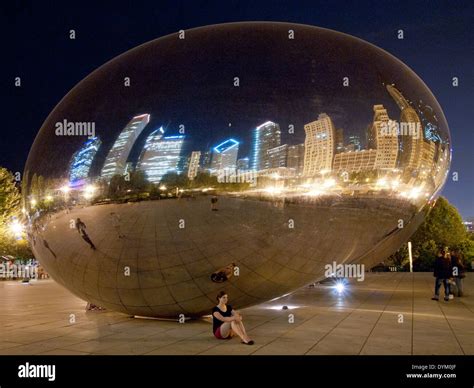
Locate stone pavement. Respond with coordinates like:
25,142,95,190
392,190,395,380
0,272,472,355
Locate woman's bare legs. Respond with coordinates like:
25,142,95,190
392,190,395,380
230,321,250,342
218,322,232,338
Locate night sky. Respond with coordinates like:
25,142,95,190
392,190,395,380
2,1,473,216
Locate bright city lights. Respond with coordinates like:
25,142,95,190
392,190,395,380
265,187,282,195
9,219,24,239
84,185,96,199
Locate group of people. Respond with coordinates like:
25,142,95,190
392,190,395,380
432,247,466,301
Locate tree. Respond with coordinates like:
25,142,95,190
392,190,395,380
411,196,466,249
128,170,149,192
160,172,190,189
0,168,31,257
108,174,126,199
387,196,469,271
191,171,218,188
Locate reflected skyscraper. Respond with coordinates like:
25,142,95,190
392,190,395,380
138,131,184,183
211,139,239,172
69,136,101,185
347,135,361,152
287,144,305,176
333,149,377,173
101,114,150,180
251,121,281,171
335,128,344,153
237,157,250,171
386,85,423,171
267,144,288,169
187,151,201,180
303,113,336,176
371,104,399,171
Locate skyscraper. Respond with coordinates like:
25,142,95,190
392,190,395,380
386,85,423,171
335,128,344,153
287,143,305,176
201,150,212,171
267,144,288,169
69,136,102,185
101,114,150,180
303,113,336,176
237,157,250,170
371,104,399,171
333,149,377,173
211,139,239,172
251,121,281,171
137,131,184,183
187,151,201,180
347,135,361,152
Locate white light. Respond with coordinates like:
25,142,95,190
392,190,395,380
84,185,96,199
9,219,24,238
335,282,345,293
265,187,282,195
60,186,70,194
45,195,53,202
266,304,300,310
305,189,323,197
323,178,336,188
159,185,167,190
30,199,37,207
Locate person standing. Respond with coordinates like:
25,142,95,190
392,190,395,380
432,248,452,302
210,195,218,211
451,249,465,297
76,218,96,250
110,212,125,238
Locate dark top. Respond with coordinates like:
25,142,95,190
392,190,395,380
451,255,465,278
434,256,452,279
212,305,233,333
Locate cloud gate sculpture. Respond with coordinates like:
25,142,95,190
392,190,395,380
24,22,451,318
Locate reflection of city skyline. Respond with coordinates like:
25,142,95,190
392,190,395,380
68,83,448,196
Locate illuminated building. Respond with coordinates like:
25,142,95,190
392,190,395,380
187,151,201,180
237,157,250,170
386,85,423,171
370,104,399,170
251,121,281,171
69,136,102,185
137,130,184,183
303,113,336,176
287,144,305,176
335,129,344,153
333,149,377,173
347,135,362,152
267,144,288,169
101,114,150,180
211,139,239,172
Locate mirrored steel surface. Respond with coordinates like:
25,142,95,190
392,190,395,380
24,22,451,317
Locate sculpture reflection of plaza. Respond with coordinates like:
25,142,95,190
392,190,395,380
23,22,451,318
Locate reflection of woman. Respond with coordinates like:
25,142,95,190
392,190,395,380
212,291,254,345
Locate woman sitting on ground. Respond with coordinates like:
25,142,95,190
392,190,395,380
212,291,254,345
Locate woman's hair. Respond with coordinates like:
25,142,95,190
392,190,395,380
216,291,227,302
